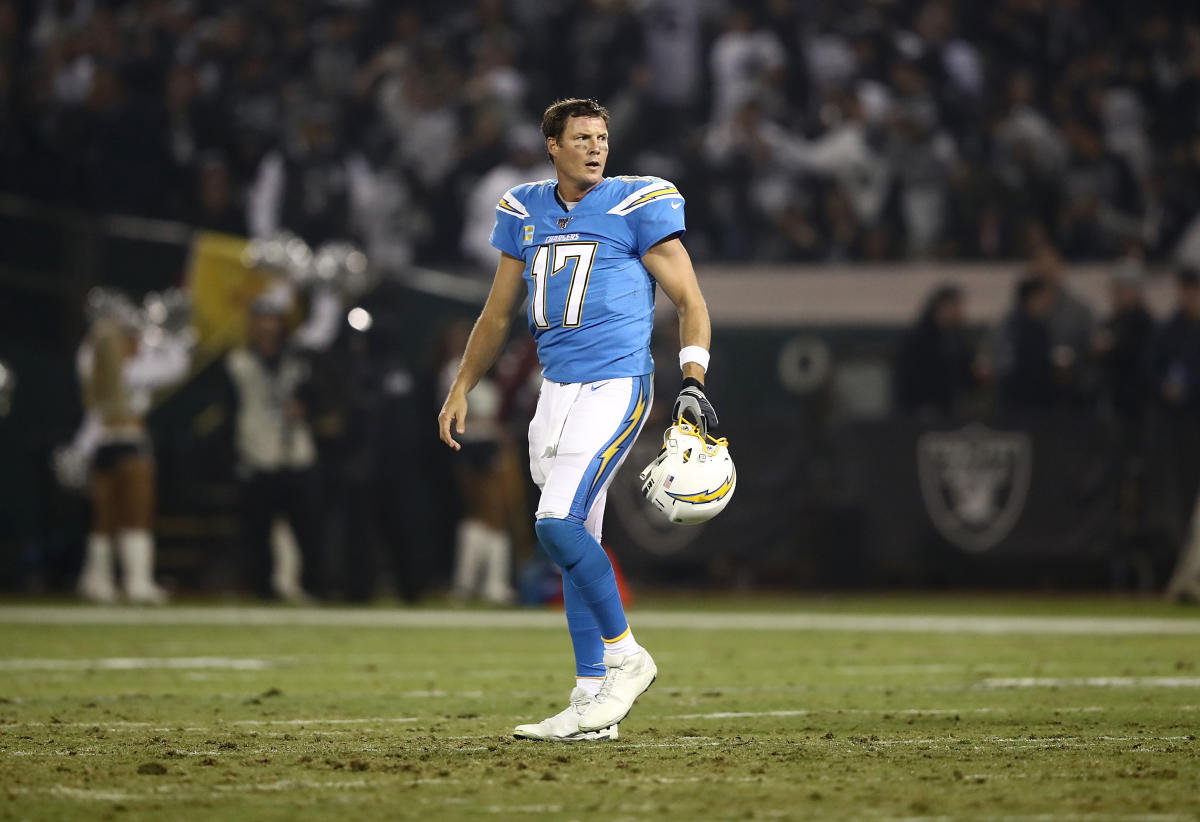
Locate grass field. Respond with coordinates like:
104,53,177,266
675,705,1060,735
1,597,1199,822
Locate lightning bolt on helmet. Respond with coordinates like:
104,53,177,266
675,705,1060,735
639,418,736,525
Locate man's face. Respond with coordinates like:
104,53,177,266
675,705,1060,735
548,115,608,192
249,313,284,357
1027,287,1053,319
935,296,964,328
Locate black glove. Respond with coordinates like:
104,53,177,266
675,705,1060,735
672,377,719,435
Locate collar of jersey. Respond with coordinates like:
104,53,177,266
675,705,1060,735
553,177,611,214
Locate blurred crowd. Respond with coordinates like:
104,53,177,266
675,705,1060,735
4,0,1200,268
892,254,1200,597
5,0,1200,599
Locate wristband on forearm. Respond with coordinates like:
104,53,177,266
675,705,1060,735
679,345,709,372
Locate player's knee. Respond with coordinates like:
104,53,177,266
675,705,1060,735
534,516,589,570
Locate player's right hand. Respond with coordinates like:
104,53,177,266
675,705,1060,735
438,393,467,451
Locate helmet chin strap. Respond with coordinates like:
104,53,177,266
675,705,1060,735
671,417,729,453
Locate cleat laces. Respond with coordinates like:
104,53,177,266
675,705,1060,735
594,665,620,704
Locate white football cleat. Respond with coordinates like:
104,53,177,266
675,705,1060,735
578,648,657,732
124,581,168,606
514,687,619,742
77,572,117,604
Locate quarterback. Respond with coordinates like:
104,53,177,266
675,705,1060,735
439,98,718,741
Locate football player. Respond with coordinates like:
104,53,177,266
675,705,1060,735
439,98,718,741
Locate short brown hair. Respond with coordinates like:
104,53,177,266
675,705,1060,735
541,98,610,142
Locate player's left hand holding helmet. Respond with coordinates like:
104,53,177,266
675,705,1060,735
672,377,718,437
639,417,736,525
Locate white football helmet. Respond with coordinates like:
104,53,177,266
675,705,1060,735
639,419,736,525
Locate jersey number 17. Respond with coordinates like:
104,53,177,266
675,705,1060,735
530,242,598,329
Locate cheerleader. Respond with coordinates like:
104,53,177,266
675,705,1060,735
73,291,191,603
438,319,517,605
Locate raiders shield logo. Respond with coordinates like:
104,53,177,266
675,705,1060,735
917,423,1032,553
557,217,573,230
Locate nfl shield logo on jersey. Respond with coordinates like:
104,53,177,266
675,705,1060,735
557,217,573,230
917,423,1032,553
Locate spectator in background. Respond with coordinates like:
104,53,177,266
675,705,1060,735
332,296,429,603
1093,257,1154,427
704,97,819,260
1168,139,1200,269
708,7,787,125
991,71,1067,235
893,284,976,421
162,61,216,218
638,0,705,128
996,275,1056,416
1094,258,1156,573
218,38,283,185
1057,118,1143,260
246,99,374,247
53,59,169,215
1147,268,1200,599
222,294,327,601
1031,244,1098,405
460,126,553,274
372,43,461,258
187,152,245,235
6,0,1200,268
887,59,956,257
784,89,892,261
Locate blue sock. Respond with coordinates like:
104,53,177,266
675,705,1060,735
562,574,605,679
535,516,629,641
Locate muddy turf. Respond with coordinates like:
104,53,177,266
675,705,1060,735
0,597,1198,822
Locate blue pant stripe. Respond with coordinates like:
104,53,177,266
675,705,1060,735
568,374,651,521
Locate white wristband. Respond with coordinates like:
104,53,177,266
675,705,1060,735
679,346,710,373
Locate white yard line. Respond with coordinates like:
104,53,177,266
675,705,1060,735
10,703,1189,733
979,677,1200,689
25,782,1199,822
0,657,275,671
1,606,1198,635
831,663,1019,675
1,716,420,730
664,706,1113,720
20,779,373,803
868,735,1194,746
8,733,1189,759
879,817,1194,822
229,716,420,726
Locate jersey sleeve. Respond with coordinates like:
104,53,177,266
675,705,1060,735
608,178,687,257
488,186,531,259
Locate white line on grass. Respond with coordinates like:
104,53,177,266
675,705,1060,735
868,735,1194,746
15,703,1184,733
664,706,1111,720
1,716,420,730
879,816,1194,822
229,716,420,726
2,606,1199,635
0,657,275,671
979,676,1200,689
480,806,562,815
31,779,374,802
8,733,1189,759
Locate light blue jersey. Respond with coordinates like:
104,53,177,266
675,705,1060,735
489,175,686,384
